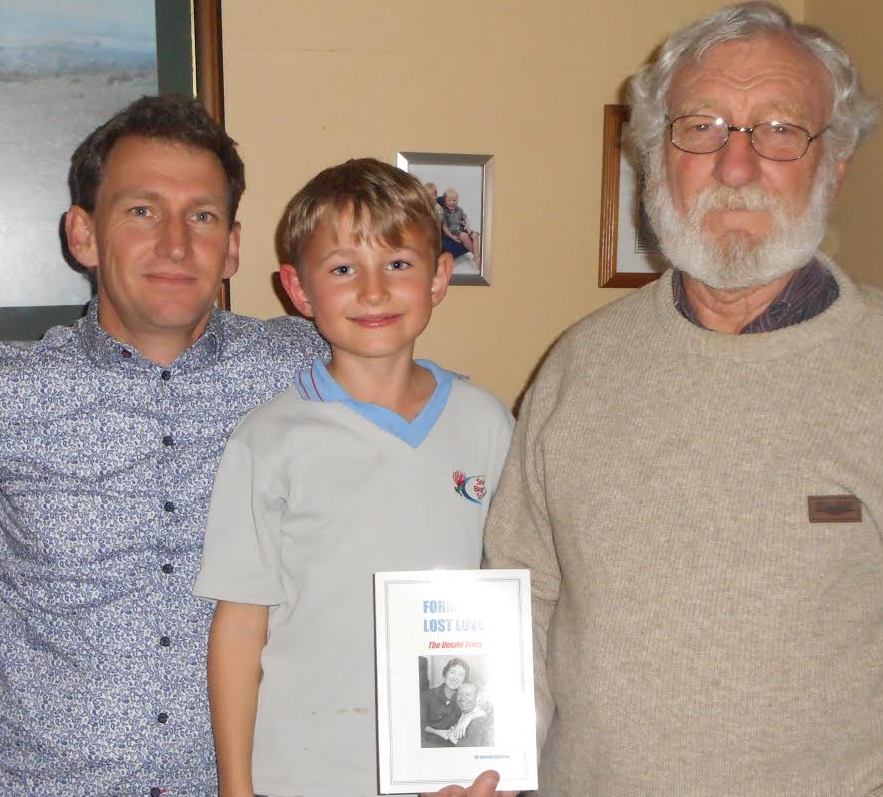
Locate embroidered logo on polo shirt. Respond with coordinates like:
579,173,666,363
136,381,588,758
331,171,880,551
453,470,486,504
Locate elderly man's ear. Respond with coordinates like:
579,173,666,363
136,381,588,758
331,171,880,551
64,206,99,270
832,159,849,198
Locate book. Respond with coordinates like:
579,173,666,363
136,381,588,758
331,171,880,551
374,569,537,794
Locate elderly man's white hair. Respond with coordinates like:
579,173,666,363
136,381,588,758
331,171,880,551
627,1,878,165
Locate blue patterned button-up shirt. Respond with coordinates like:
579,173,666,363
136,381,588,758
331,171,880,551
0,302,327,796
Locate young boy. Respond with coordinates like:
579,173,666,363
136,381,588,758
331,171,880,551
441,187,480,262
194,158,513,797
424,181,444,223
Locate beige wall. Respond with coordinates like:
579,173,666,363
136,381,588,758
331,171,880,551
222,0,802,408
805,0,883,287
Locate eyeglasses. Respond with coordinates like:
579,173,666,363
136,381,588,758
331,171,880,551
668,115,828,162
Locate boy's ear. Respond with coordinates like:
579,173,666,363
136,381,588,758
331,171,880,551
279,263,315,317
64,206,99,269
431,251,454,306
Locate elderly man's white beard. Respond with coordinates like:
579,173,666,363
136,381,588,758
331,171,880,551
643,150,840,290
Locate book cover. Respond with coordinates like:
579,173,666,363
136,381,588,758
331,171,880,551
375,569,537,793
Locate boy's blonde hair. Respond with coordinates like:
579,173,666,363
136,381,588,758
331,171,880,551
444,188,459,201
280,158,442,267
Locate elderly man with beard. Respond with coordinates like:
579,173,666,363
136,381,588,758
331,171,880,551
481,2,883,796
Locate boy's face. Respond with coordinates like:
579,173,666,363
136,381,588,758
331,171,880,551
444,194,458,211
280,211,453,366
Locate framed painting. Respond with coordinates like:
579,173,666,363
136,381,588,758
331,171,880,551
397,151,494,286
598,104,668,288
0,0,226,341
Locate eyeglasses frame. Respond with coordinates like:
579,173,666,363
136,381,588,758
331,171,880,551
667,114,830,162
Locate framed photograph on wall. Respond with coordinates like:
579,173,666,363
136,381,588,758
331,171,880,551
598,104,668,288
0,0,226,341
397,152,493,286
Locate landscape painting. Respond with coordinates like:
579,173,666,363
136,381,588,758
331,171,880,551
0,1,158,337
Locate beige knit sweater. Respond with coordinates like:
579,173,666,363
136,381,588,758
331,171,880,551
484,260,883,796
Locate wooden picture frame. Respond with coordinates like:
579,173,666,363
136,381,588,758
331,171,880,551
160,0,229,308
598,104,667,288
192,0,233,311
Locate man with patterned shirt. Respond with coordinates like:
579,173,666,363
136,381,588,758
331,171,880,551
0,96,326,796
480,3,883,797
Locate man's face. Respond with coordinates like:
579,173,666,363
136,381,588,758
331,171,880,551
649,35,847,289
67,135,240,349
457,684,478,713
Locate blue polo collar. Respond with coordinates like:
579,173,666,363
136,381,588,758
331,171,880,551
294,357,454,448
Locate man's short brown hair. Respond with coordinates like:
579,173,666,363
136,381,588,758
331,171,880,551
69,94,245,223
280,158,442,267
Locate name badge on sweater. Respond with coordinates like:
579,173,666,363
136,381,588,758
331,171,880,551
807,495,862,523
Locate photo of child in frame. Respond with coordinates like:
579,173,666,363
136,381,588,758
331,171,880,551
398,151,492,285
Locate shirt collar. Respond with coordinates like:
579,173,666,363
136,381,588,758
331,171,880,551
78,298,225,370
298,356,350,402
294,357,455,448
672,258,838,334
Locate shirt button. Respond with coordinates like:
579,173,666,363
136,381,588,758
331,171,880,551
162,435,174,446
121,349,132,359
157,712,169,724
161,563,174,574
159,635,171,647
161,370,172,381
150,789,162,797
163,501,175,513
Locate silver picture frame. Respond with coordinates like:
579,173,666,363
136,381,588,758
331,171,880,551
397,151,494,286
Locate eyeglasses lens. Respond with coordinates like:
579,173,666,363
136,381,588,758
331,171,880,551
670,116,810,161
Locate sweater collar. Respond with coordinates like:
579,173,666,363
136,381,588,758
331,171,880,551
653,254,864,362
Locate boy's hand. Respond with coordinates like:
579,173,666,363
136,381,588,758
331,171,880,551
419,769,518,797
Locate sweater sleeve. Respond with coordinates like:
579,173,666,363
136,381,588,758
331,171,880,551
483,355,565,752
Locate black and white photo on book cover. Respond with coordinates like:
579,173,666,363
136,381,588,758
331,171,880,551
374,570,536,794
420,655,494,749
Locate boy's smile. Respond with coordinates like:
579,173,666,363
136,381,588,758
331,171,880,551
350,313,403,328
280,210,453,369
